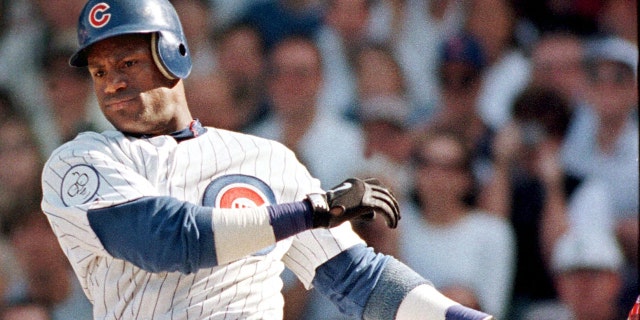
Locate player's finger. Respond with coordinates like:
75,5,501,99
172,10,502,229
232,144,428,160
370,184,400,211
370,195,399,228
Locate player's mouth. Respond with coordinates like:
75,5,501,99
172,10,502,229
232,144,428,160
105,96,137,110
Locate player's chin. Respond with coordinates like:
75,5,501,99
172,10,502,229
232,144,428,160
106,114,150,136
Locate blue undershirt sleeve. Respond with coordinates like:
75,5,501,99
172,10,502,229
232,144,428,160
87,196,216,274
311,244,390,319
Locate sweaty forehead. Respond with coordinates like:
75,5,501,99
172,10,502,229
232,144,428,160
86,34,151,65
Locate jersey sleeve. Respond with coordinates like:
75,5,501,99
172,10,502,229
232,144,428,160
41,133,162,261
282,223,366,288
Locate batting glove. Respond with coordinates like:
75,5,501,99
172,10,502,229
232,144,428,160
306,178,400,229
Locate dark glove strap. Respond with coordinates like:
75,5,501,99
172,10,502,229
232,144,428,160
306,193,331,228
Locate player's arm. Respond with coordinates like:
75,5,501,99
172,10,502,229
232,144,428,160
83,177,400,273
311,244,494,320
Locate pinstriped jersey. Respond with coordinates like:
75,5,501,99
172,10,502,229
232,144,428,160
41,127,364,320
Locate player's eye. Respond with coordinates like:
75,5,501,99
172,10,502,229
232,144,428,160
123,60,137,69
92,70,105,78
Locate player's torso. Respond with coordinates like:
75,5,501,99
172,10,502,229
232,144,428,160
86,128,312,319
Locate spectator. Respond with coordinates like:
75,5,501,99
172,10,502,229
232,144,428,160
522,231,624,320
510,0,602,38
562,36,638,223
0,1,41,144
368,0,467,113
0,0,88,155
248,35,365,189
400,128,516,319
478,86,604,318
528,31,589,108
465,0,531,130
239,0,324,50
196,21,270,132
423,32,495,185
561,35,639,313
2,200,93,320
314,0,376,118
347,43,426,124
171,0,218,80
39,35,111,147
597,0,637,45
0,115,45,215
0,238,21,307
356,95,415,202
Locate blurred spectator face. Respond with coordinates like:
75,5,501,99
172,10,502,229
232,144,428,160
362,120,412,163
440,62,482,113
465,0,515,63
0,120,42,192
217,25,265,86
414,133,472,203
598,0,637,44
325,0,371,43
587,61,638,121
185,72,235,129
531,34,587,102
267,38,322,116
8,211,69,306
556,269,621,320
45,53,92,115
355,46,405,100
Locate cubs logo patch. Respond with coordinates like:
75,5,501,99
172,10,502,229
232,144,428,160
61,164,100,206
203,174,276,208
89,3,111,28
203,174,277,255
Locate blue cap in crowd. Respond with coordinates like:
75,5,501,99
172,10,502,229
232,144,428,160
440,33,487,71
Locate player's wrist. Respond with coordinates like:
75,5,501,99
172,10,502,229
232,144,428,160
267,201,315,240
305,193,331,228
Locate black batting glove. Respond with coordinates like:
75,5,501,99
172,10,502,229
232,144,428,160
306,178,400,229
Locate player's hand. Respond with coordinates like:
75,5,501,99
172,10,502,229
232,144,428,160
306,178,400,229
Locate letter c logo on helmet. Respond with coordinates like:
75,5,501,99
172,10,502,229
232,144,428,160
88,3,111,28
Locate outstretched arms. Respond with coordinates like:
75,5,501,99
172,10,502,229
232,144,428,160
82,178,400,273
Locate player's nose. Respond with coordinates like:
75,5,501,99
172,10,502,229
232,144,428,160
103,71,128,94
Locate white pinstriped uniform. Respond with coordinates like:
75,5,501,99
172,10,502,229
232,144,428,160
41,127,364,319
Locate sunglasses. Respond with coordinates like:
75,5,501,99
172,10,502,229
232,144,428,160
439,72,479,90
414,156,467,172
587,63,634,85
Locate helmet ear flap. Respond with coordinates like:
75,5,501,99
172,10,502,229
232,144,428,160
151,32,191,80
151,32,177,80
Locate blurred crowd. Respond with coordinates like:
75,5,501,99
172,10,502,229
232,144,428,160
0,0,637,319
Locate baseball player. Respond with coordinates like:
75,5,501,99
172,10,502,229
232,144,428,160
40,0,495,319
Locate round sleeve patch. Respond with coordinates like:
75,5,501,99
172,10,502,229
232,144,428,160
61,164,100,206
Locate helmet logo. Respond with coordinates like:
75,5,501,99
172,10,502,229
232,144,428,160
89,3,111,28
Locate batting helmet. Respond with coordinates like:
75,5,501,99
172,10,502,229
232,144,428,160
69,0,192,79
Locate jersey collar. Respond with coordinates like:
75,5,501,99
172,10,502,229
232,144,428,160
169,119,207,142
131,119,207,142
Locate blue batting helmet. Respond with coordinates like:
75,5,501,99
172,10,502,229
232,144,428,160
69,0,192,79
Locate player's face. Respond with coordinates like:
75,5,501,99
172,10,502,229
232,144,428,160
86,34,189,136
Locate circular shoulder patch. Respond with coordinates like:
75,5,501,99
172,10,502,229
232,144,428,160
203,174,278,255
203,174,276,208
61,164,100,206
